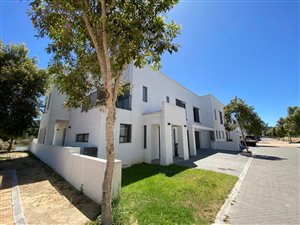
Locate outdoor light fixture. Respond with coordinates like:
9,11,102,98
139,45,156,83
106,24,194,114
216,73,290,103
184,125,187,127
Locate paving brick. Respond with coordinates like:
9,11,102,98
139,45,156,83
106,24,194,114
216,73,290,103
227,146,300,225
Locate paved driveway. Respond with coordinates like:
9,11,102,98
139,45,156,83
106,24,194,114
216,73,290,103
176,149,249,177
227,140,300,224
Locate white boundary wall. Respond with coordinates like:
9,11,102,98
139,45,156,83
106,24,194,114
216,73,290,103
29,143,122,204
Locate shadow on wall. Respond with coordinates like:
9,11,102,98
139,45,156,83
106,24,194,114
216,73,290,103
0,151,100,220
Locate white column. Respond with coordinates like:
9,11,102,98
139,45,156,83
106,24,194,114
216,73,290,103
190,126,197,156
143,124,152,163
178,125,189,160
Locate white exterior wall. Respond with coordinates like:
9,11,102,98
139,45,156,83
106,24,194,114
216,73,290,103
29,143,122,204
38,64,240,167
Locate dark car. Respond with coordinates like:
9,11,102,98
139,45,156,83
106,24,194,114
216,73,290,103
245,135,257,146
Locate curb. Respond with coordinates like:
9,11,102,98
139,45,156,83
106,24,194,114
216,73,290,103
213,148,256,225
11,170,28,225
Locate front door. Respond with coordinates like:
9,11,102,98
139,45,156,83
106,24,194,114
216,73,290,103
195,131,200,150
173,128,178,157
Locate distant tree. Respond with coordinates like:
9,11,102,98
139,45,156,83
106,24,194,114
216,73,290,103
224,97,264,153
284,106,300,142
266,126,277,138
29,1,180,223
25,120,41,138
275,117,287,140
0,41,48,151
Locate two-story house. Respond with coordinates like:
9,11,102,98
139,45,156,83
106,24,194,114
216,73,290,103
37,64,240,166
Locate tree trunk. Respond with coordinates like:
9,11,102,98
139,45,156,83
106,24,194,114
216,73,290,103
7,138,14,152
101,98,115,225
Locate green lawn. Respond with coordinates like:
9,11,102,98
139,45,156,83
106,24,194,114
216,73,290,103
116,163,237,225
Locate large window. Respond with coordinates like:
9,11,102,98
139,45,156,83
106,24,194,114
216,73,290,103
142,86,148,102
214,109,217,120
219,111,223,124
193,107,200,123
215,130,219,139
176,99,186,108
116,84,131,110
82,84,131,111
76,133,89,142
119,124,131,143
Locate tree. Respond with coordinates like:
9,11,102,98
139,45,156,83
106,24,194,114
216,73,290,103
0,41,48,151
283,106,300,142
29,1,180,223
224,97,264,153
275,117,287,140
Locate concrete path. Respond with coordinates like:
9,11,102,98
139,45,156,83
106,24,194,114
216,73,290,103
0,170,15,224
227,141,300,224
176,149,249,176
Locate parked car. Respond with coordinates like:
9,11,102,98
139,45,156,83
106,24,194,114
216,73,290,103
245,135,257,146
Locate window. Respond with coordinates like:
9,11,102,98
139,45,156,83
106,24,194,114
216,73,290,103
116,84,131,110
76,133,89,142
218,131,221,139
144,125,147,149
216,130,219,139
176,99,186,108
219,111,223,124
193,107,200,123
222,131,225,139
166,96,170,103
214,109,217,120
119,124,131,143
142,86,148,102
46,92,52,112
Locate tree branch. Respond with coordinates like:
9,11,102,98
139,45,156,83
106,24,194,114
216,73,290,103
81,0,107,82
112,63,127,104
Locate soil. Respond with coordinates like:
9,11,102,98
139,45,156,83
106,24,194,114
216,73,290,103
0,151,100,225
258,138,300,148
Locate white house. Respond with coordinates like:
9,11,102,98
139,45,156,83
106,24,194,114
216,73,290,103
37,64,240,166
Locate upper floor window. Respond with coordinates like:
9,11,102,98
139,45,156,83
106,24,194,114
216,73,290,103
176,99,186,108
193,107,200,123
142,86,148,102
214,109,217,120
116,84,131,110
166,96,170,103
219,111,223,124
119,124,131,143
76,133,89,142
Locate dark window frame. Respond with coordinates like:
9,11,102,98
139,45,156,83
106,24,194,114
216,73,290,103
166,96,170,103
176,99,186,108
216,130,218,139
193,107,200,123
219,111,223,124
76,133,89,142
142,86,148,102
119,124,132,143
144,125,147,149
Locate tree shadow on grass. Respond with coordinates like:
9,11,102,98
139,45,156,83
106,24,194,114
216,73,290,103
121,163,188,187
0,151,100,221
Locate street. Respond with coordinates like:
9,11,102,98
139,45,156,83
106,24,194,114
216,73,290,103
228,139,300,224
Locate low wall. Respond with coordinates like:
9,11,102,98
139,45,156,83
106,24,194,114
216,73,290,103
29,143,122,204
215,140,240,151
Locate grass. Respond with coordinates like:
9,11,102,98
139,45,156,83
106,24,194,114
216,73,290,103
113,163,238,225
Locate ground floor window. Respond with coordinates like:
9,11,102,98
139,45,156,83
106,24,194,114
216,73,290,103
120,124,131,143
76,133,89,142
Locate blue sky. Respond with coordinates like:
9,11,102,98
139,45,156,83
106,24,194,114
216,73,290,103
1,0,299,126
